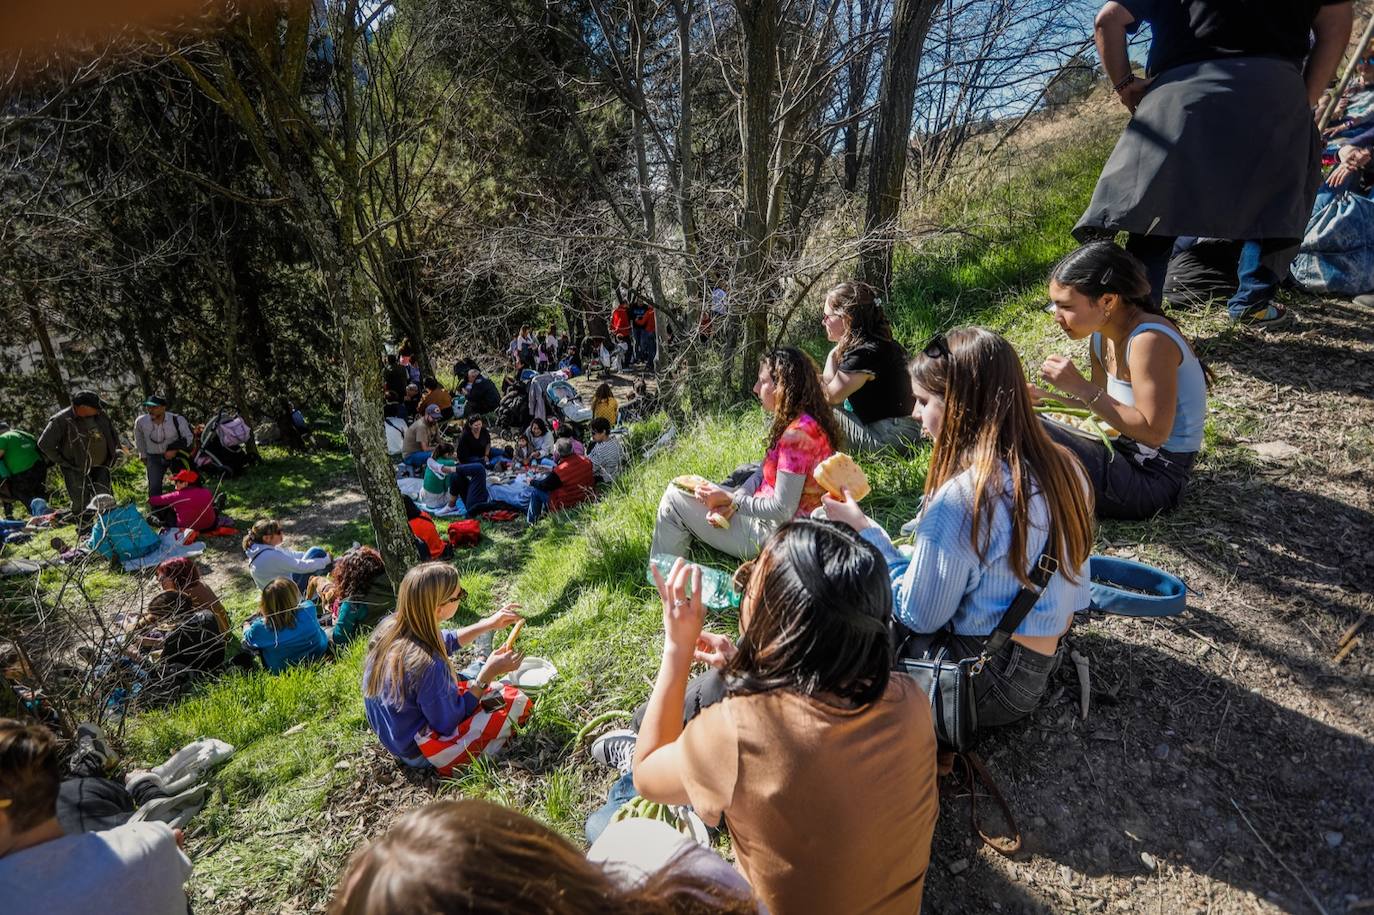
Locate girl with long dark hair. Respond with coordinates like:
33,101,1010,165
625,526,939,914
825,326,1094,729
1038,241,1209,519
650,347,839,560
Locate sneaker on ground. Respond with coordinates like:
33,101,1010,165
1354,293,1374,308
591,729,637,773
1232,302,1291,328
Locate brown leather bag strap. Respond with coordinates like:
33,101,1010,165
955,751,1023,856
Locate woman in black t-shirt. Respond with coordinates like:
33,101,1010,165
1077,0,1351,327
457,415,510,469
819,282,922,454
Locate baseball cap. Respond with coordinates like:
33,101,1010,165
425,404,443,419
71,391,103,409
143,395,169,408
171,469,200,484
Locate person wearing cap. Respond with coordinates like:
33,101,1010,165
133,396,193,498
147,470,217,533
0,422,48,518
401,404,444,468
38,392,120,532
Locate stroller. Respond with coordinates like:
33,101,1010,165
545,379,593,431
195,409,258,477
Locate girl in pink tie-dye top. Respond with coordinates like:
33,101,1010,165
650,347,840,560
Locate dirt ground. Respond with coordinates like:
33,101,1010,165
920,295,1374,914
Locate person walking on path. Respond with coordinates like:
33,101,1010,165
133,396,193,498
1076,0,1353,326
38,391,119,532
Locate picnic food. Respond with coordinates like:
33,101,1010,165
813,452,870,501
501,619,525,652
671,474,709,493
1034,401,1120,452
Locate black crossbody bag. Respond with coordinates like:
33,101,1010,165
893,528,1059,754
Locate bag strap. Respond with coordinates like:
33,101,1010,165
975,524,1058,674
955,751,1022,856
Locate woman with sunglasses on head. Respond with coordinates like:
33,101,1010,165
611,525,939,915
819,281,923,453
362,563,528,775
824,327,1094,729
1038,242,1209,520
650,347,838,561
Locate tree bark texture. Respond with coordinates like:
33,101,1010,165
862,0,938,293
23,285,68,406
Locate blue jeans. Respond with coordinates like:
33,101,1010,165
586,771,637,844
526,487,551,523
1227,238,1300,318
403,451,431,468
292,546,331,591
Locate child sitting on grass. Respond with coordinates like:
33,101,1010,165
586,417,625,484
362,563,528,775
242,577,329,674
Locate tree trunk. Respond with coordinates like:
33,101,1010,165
733,0,780,393
23,286,68,406
861,0,938,294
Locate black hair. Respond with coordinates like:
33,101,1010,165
433,442,455,459
589,417,611,435
723,519,892,706
1050,241,1213,385
423,377,441,390
386,354,399,365
402,495,424,521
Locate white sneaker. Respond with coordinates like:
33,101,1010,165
591,729,637,774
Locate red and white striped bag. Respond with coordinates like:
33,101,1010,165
414,682,532,775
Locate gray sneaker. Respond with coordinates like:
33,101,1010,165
591,729,637,773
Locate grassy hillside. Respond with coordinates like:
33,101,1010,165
25,98,1126,910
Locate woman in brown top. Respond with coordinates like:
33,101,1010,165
634,520,939,915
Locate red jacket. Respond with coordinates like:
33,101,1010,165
148,486,216,531
548,454,596,513
409,515,446,559
610,306,632,339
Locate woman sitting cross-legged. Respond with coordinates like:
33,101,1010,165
824,326,1094,729
242,519,332,591
362,563,530,775
650,346,838,561
609,525,940,915
1037,241,1210,520
328,798,757,915
456,414,510,469
241,577,330,674
819,281,922,453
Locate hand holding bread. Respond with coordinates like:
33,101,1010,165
813,453,870,501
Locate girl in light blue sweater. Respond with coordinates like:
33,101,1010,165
825,327,1095,728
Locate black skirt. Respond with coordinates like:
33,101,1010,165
1075,56,1322,241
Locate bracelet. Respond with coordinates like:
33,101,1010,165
1086,388,1107,408
473,679,490,692
1113,72,1136,94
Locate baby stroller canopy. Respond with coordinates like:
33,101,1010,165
195,409,257,477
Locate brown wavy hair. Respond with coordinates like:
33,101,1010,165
909,327,1093,585
330,547,387,612
156,556,202,591
329,799,756,915
760,346,843,452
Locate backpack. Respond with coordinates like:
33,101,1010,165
446,519,481,548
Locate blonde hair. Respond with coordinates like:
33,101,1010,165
363,563,460,706
260,578,303,631
243,518,283,553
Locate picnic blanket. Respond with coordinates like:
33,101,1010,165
122,530,206,572
397,477,466,517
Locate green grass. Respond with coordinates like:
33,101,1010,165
28,105,1144,911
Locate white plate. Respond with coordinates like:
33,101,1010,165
509,657,558,690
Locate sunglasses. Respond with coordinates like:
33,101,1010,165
921,333,950,360
446,585,467,605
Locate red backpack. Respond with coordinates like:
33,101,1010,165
446,519,481,548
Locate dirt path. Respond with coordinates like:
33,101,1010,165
926,295,1374,914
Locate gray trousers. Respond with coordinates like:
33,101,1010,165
62,464,113,531
832,408,922,455
649,484,775,561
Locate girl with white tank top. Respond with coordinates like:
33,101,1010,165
1036,242,1210,520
